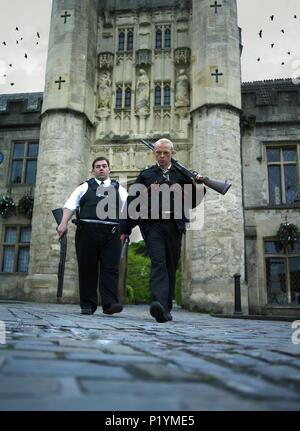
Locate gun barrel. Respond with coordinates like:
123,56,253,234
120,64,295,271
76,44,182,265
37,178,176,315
52,207,67,299
139,139,232,195
118,237,130,303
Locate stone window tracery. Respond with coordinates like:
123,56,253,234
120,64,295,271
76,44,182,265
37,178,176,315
154,82,171,107
1,226,31,273
117,28,134,52
155,25,171,50
264,239,300,305
266,145,299,205
115,84,132,111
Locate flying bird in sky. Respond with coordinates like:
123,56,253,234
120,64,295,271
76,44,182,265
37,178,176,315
281,29,285,33
9,64,12,67
270,15,274,21
294,15,297,19
271,43,275,48
259,29,262,38
24,53,28,59
10,83,15,86
37,32,40,38
2,41,6,45
257,58,260,61
15,27,19,31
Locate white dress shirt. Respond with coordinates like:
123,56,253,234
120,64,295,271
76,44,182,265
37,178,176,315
64,177,128,214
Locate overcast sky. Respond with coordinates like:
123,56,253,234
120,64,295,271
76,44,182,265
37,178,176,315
0,0,300,94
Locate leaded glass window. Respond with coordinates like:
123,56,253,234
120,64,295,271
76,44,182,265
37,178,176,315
267,146,299,205
1,226,31,273
265,239,300,305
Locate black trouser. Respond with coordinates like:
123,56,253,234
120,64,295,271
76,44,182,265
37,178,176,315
145,220,182,311
75,222,121,311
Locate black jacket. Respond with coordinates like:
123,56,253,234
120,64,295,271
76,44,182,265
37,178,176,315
119,164,204,235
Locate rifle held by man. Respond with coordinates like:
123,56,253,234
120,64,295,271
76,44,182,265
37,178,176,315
140,139,231,195
118,236,130,303
52,208,67,299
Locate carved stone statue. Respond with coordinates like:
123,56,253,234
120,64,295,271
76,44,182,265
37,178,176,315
136,69,150,115
97,71,112,109
103,9,112,27
175,69,190,107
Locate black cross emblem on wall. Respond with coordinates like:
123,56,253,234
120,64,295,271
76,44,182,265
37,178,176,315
210,1,222,14
61,11,71,24
211,69,223,83
55,76,66,90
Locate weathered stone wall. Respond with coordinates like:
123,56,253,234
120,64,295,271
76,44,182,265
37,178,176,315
0,94,42,299
24,112,92,303
185,108,245,314
242,79,300,315
23,0,98,302
242,79,300,207
95,4,192,142
191,0,241,110
42,0,98,123
186,0,245,314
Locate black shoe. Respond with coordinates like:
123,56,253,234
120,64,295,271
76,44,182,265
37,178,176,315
166,312,173,321
150,301,169,323
103,303,123,315
81,308,93,315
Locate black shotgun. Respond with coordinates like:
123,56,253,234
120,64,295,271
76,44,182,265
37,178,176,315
52,208,67,299
140,139,231,195
118,236,130,303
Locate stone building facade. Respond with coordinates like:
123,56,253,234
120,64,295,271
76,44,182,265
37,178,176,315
242,79,300,317
0,0,299,317
0,93,42,298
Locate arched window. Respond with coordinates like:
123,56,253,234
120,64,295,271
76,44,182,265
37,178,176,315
125,87,131,109
115,87,122,109
163,85,171,106
164,28,171,48
118,32,125,51
127,31,133,51
155,85,161,106
156,29,162,49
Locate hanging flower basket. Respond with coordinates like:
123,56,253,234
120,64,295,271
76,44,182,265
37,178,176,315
0,195,16,218
17,192,34,219
277,222,300,250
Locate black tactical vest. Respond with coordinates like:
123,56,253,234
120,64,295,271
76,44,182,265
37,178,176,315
78,178,120,222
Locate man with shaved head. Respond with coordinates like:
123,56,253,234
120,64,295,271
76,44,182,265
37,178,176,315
120,138,204,323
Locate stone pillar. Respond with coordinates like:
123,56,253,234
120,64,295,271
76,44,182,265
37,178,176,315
184,0,246,314
24,0,98,302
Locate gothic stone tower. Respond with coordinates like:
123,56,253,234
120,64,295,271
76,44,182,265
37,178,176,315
183,0,245,313
24,0,245,314
25,0,98,300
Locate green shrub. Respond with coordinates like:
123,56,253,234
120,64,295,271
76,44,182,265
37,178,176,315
126,284,135,303
175,265,182,306
126,243,151,304
126,240,182,306
129,240,148,256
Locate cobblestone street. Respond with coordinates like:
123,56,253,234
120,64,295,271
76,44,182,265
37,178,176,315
0,301,299,411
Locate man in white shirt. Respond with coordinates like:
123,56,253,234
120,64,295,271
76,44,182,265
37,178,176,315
57,157,128,315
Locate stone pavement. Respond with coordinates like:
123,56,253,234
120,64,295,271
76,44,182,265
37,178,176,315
0,301,300,411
